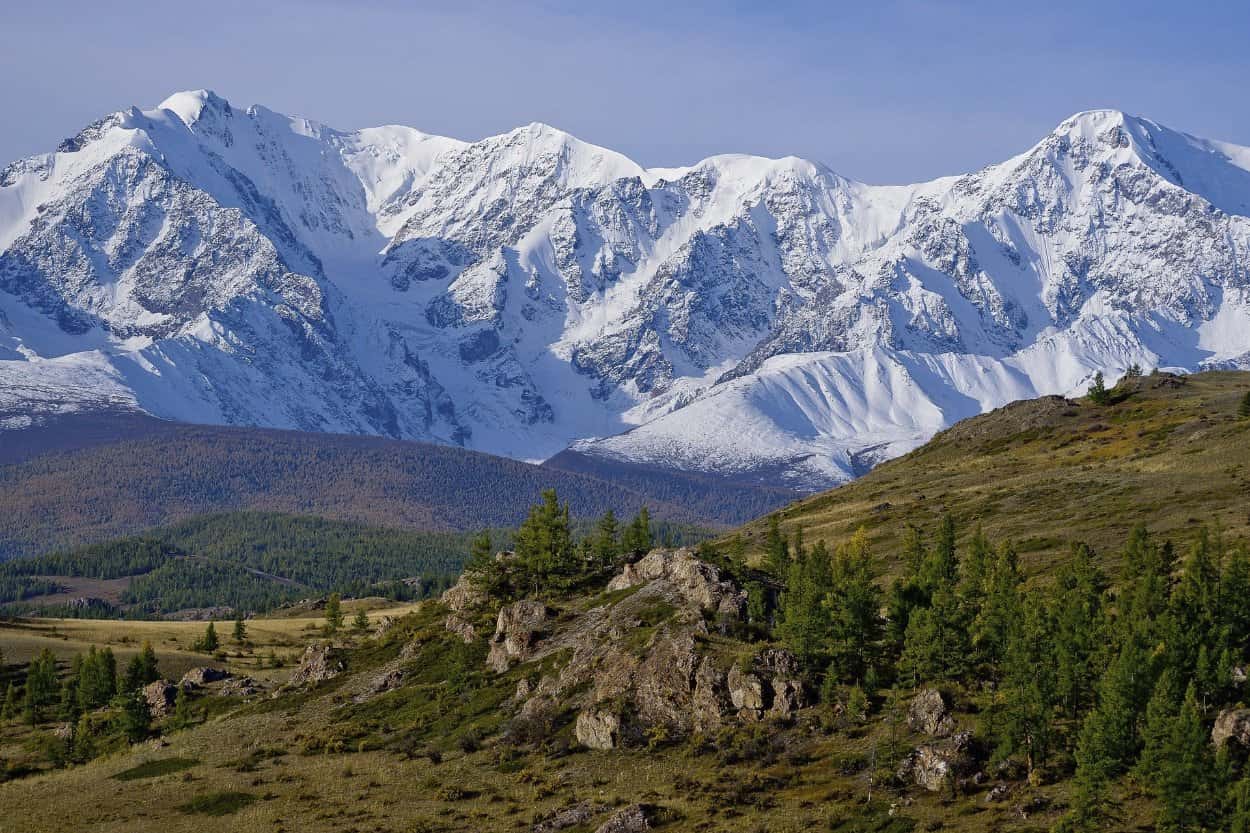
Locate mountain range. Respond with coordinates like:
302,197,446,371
3,91,1249,489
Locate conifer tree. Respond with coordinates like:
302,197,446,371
114,690,150,743
1072,638,1152,781
592,509,619,566
1136,667,1182,785
1088,371,1110,405
169,686,194,730
823,529,882,683
971,544,1023,672
352,608,370,634
123,641,160,691
23,648,59,724
1239,391,1250,419
233,614,248,644
1155,683,1222,832
324,595,343,634
778,540,833,670
764,514,789,573
514,489,577,591
1,681,19,721
621,506,653,556
995,601,1056,775
1049,543,1107,718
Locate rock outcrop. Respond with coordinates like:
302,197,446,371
908,688,955,737
487,600,549,672
607,548,745,617
1213,708,1250,748
533,801,610,833
727,649,805,721
142,680,179,717
575,709,621,751
898,731,976,792
287,644,345,688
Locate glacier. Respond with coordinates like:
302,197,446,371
1,91,1248,489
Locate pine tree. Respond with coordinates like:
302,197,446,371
169,686,194,730
1136,667,1182,785
778,540,833,670
1230,774,1250,833
899,587,969,684
1,681,19,721
324,595,343,634
764,514,789,573
971,544,1023,672
123,641,160,691
1088,371,1110,405
1072,638,1152,782
75,646,118,712
114,690,150,743
1239,391,1250,420
621,506,653,557
514,489,577,590
352,608,370,634
823,529,882,683
1049,543,1107,718
23,648,59,724
995,601,1056,775
233,614,248,644
1156,683,1222,832
592,509,619,567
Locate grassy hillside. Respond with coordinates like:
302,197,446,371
735,370,1250,577
0,414,789,559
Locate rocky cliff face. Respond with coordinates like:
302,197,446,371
3,93,1249,487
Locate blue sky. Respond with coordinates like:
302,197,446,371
3,0,1248,183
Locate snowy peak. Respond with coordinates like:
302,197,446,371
3,93,1250,489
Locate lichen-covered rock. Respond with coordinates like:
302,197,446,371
142,680,179,717
728,663,765,719
179,666,229,688
287,643,345,687
218,676,263,698
441,573,488,613
606,548,745,617
594,804,652,833
1213,708,1250,748
371,615,396,638
691,657,728,733
487,599,548,672
908,688,955,737
352,668,404,703
444,612,477,643
758,649,805,719
575,709,621,750
898,731,976,792
634,630,702,731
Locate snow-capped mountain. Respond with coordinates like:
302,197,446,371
2,91,1249,489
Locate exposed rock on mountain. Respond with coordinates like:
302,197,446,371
3,93,1249,487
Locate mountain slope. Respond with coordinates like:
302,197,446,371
3,96,1250,488
735,370,1250,574
0,413,789,559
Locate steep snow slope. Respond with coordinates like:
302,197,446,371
2,95,1249,488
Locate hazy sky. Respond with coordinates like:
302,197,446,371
4,0,1248,184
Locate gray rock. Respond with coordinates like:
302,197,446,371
593,804,651,833
897,731,975,792
287,643,344,688
575,709,621,751
908,688,955,737
532,801,609,833
179,666,230,688
142,680,179,717
1213,708,1250,748
486,599,548,672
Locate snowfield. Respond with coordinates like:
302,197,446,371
1,92,1248,488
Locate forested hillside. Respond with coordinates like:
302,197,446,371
0,414,789,559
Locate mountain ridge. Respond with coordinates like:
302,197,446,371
3,94,1249,488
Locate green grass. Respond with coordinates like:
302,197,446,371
735,371,1250,581
177,790,257,816
112,757,200,781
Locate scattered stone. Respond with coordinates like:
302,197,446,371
575,708,621,750
441,571,490,613
908,688,955,737
594,804,651,833
532,800,609,833
1213,707,1250,748
218,676,263,698
143,680,179,717
179,666,229,688
287,643,345,687
486,600,548,672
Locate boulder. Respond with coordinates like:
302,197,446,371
487,600,548,672
179,666,229,688
1213,708,1250,748
606,548,745,617
143,680,179,717
372,615,396,638
594,804,652,833
287,643,344,687
353,667,404,703
575,708,621,750
908,688,955,737
898,731,975,792
634,630,702,731
532,801,609,833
